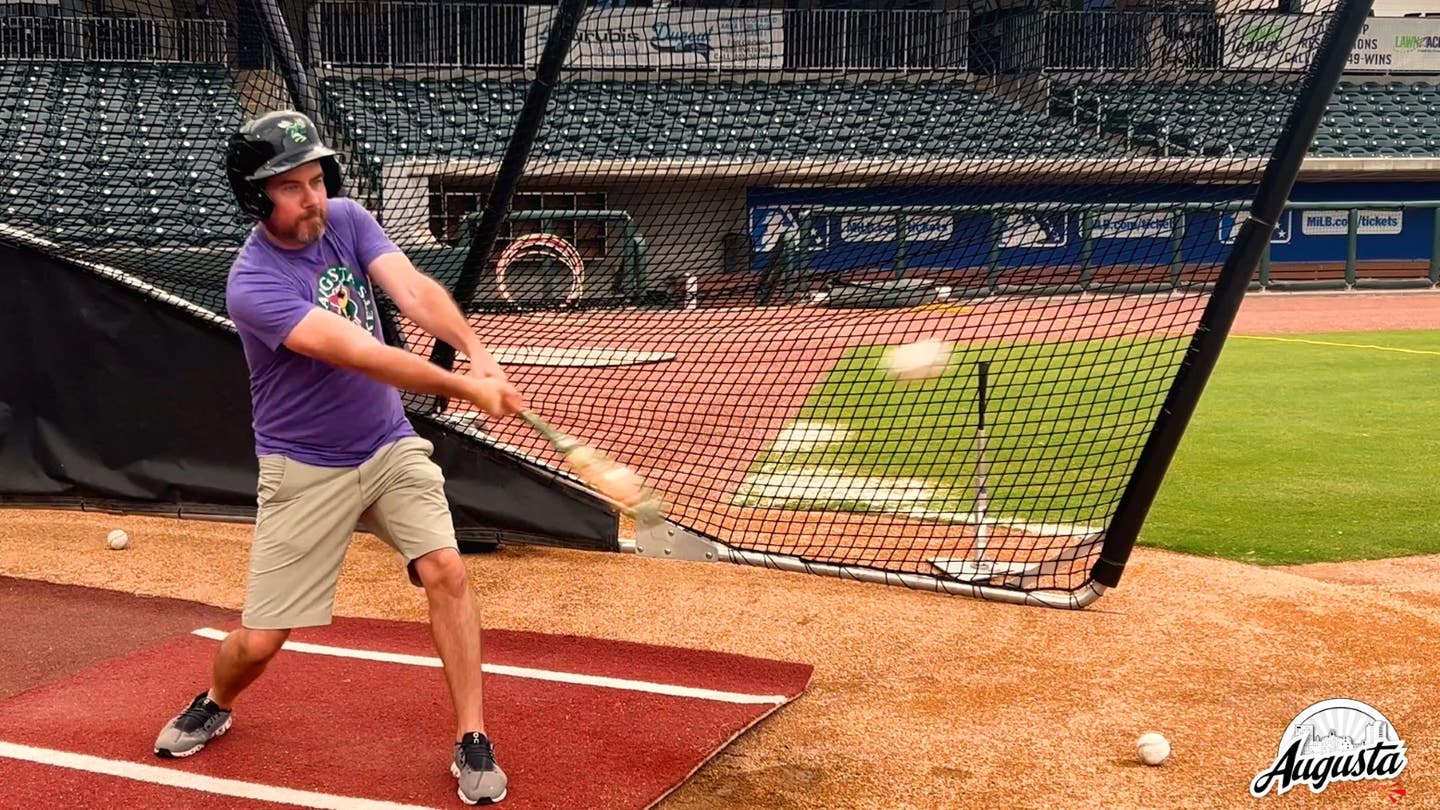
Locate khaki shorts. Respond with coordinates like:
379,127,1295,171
242,436,458,630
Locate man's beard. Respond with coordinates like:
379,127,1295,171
286,212,327,245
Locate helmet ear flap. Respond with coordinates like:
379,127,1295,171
226,131,275,220
320,155,344,199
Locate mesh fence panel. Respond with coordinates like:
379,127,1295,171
0,0,1358,600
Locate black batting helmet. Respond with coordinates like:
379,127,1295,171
225,110,343,220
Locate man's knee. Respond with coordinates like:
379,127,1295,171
413,548,469,597
233,627,290,664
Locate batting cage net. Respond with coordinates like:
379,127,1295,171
0,0,1364,607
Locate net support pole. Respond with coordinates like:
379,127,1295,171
1090,0,1374,590
1429,208,1440,284
1345,207,1359,286
430,0,587,412
255,0,317,123
252,0,398,345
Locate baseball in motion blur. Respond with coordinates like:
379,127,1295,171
106,529,130,550
882,338,954,381
1136,732,1171,766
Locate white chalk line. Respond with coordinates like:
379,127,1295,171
191,628,788,706
732,469,1100,538
487,346,676,367
1233,334,1440,357
0,741,440,810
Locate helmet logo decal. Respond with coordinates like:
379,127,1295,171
278,119,309,144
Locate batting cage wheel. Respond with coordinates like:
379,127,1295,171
493,233,586,308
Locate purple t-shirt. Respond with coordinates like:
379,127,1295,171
226,198,415,467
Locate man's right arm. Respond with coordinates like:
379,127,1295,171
283,307,520,417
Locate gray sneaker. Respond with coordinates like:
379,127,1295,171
451,732,507,805
154,692,233,758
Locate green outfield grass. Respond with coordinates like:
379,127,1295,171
1144,330,1440,565
740,329,1440,566
735,335,1188,530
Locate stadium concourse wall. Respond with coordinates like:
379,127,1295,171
376,158,1440,297
324,5,1440,298
745,177,1440,289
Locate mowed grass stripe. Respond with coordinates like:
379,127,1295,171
1146,329,1440,565
745,329,1440,566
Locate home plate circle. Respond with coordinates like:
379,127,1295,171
488,347,676,367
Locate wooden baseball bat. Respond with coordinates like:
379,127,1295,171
519,410,665,527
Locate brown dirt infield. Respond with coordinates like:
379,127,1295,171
3,291,1438,808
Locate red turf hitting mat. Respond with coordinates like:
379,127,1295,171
0,616,813,809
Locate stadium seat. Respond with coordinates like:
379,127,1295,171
0,60,245,246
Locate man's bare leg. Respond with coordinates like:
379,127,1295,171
210,627,291,707
155,626,290,758
413,548,485,739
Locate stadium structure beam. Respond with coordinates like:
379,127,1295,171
428,0,588,412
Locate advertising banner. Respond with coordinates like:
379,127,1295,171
839,215,954,243
1225,13,1440,72
1301,209,1404,236
1222,13,1327,70
1088,211,1175,240
1346,16,1440,72
528,8,783,69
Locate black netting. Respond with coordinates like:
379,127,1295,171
0,0,1362,601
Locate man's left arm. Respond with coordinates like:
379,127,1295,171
367,251,507,380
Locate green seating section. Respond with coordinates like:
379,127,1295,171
1050,79,1440,158
1048,81,1294,157
0,62,247,247
8,67,1439,254
319,76,1118,165
1312,80,1440,157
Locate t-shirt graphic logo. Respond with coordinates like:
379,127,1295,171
316,265,375,334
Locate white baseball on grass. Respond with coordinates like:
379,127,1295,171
883,338,954,381
1136,732,1170,766
106,529,129,550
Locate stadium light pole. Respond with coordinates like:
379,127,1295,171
430,0,588,412
1092,0,1375,590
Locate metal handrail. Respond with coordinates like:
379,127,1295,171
0,15,227,63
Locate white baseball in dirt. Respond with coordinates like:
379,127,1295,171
1136,732,1171,766
882,338,954,381
106,529,129,550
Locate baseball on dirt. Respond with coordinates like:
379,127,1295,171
1136,732,1171,766
882,338,954,381
106,529,129,550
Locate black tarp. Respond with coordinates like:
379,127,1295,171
0,240,618,553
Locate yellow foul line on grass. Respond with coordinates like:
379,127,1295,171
1232,335,1440,357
